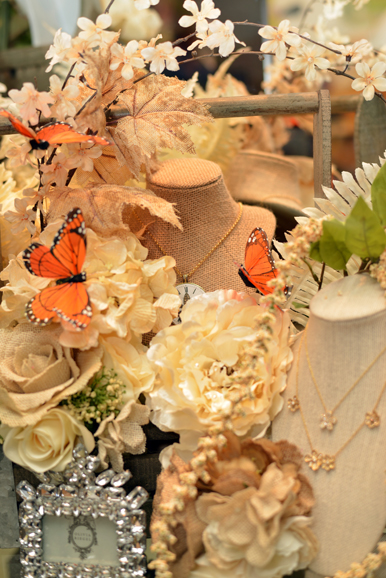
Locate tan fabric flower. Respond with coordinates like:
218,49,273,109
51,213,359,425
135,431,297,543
151,434,317,578
95,400,150,472
0,324,102,427
147,290,292,458
0,407,94,472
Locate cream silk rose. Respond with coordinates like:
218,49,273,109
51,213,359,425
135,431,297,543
0,407,94,472
0,323,102,427
147,290,292,459
0,222,180,349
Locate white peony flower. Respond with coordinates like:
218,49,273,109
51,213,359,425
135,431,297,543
147,290,292,459
258,20,301,62
351,61,386,101
290,44,330,82
179,0,221,34
205,20,245,57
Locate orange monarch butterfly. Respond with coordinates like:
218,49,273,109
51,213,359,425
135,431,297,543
0,109,110,150
22,208,92,331
238,227,283,296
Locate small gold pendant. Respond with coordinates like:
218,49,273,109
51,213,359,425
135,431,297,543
287,396,300,412
365,410,380,429
304,450,335,472
320,411,337,431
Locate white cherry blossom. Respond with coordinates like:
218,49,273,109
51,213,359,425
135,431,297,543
4,197,36,235
77,14,117,45
205,20,245,57
323,0,348,20
179,0,221,34
40,152,73,187
45,29,72,72
8,83,54,125
352,61,386,101
49,75,79,121
110,41,146,80
259,20,301,62
329,39,372,64
290,45,330,82
65,143,103,172
141,42,186,74
134,0,159,9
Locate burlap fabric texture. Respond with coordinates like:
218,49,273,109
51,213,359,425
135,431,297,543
129,158,276,294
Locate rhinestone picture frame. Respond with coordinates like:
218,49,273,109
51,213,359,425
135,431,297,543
16,444,149,578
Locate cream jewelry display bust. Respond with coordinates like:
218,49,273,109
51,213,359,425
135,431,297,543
272,274,386,577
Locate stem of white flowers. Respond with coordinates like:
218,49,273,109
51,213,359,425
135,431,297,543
173,32,197,47
104,0,116,13
232,21,343,56
62,62,77,90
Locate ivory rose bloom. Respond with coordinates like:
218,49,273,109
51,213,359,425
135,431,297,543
0,324,102,427
147,290,292,457
0,408,94,472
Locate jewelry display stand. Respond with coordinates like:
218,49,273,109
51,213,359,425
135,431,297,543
272,274,386,576
131,157,276,293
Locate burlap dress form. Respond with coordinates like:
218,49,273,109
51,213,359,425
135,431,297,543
136,158,277,294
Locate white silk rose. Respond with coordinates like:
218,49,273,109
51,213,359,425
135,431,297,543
146,290,292,460
0,408,94,472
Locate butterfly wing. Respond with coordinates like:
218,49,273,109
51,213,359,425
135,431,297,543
22,243,74,279
26,282,92,330
239,228,279,296
0,109,36,139
51,207,87,276
36,123,110,146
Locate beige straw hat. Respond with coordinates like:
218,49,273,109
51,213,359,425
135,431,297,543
225,150,315,212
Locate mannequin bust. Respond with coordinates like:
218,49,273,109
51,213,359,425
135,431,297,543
128,158,276,294
272,274,386,576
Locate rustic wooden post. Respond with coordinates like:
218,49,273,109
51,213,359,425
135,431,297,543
313,89,332,199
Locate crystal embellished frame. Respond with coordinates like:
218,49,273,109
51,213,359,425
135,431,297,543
16,444,149,578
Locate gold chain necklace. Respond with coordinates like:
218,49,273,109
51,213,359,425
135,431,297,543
290,331,386,472
298,324,386,431
134,202,243,285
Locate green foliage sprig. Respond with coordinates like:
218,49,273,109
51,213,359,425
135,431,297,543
61,367,125,429
310,163,386,271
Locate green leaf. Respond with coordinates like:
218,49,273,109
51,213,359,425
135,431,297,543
310,241,323,263
371,162,386,227
345,196,386,260
319,220,352,270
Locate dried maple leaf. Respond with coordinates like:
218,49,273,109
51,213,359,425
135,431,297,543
73,145,135,187
48,184,182,238
114,75,213,164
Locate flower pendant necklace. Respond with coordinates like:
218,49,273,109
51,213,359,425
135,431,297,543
288,323,386,432
291,331,386,473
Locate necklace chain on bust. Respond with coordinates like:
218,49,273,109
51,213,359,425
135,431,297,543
291,331,386,473
292,323,386,431
134,202,243,284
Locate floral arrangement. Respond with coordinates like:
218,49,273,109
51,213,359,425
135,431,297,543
0,1,385,578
